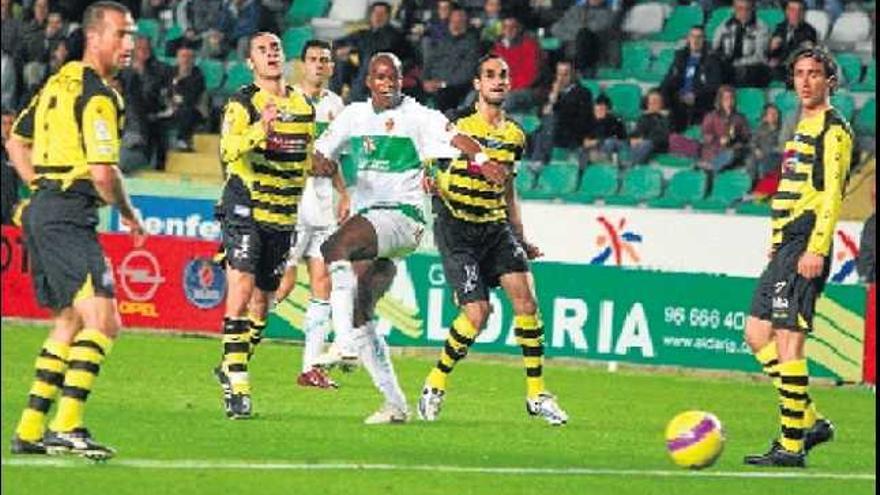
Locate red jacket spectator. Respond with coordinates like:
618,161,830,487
491,16,540,91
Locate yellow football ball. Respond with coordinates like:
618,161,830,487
665,410,725,469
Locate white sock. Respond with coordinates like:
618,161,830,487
357,321,407,412
301,298,331,373
328,260,357,356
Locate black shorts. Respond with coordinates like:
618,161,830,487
749,238,832,333
218,176,293,292
433,199,529,305
22,189,113,310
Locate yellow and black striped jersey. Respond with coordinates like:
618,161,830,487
436,109,525,223
220,84,315,230
12,61,124,195
771,107,854,256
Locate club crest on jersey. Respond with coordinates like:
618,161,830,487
385,118,395,132
781,149,797,173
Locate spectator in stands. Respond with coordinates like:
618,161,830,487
184,0,226,35
530,59,594,166
216,0,263,59
767,0,817,81
2,0,24,60
580,93,628,166
1,51,15,110
199,28,229,61
661,25,723,132
472,0,502,46
699,84,751,172
626,89,670,166
166,44,205,151
1,107,19,226
422,4,481,113
424,0,453,44
712,0,771,87
491,13,542,112
165,26,202,57
333,2,413,102
19,0,51,97
856,185,875,283
553,0,620,70
745,103,782,180
130,35,173,169
111,70,150,172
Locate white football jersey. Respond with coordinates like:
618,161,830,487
297,87,344,227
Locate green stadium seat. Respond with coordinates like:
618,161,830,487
774,90,799,118
136,18,160,48
606,166,664,205
568,164,618,203
222,61,254,94
648,169,707,208
579,79,602,98
598,42,651,79
693,169,752,211
836,53,863,87
706,7,733,40
527,163,580,200
163,24,184,44
854,60,875,91
282,26,313,60
606,83,643,122
830,92,855,120
654,153,694,168
736,87,766,127
510,113,541,135
550,147,573,162
285,0,329,25
643,47,676,83
651,4,703,42
757,8,784,29
198,59,225,92
539,37,562,51
735,200,772,216
854,97,875,135
515,162,537,194
683,125,702,140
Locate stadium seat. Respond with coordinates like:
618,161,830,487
222,61,254,94
510,113,541,135
282,26,313,61
651,4,703,42
683,125,702,140
756,8,784,29
198,59,224,92
705,7,733,40
654,153,693,168
579,79,602,98
136,18,160,49
693,169,752,211
606,166,664,205
643,47,676,83
621,2,669,38
854,97,875,136
830,92,855,120
805,9,830,41
735,200,772,216
736,87,766,127
527,163,580,200
606,83,643,122
827,11,871,49
774,90,799,118
568,164,618,203
836,53,863,88
286,0,329,26
515,162,537,194
598,42,651,80
163,24,184,44
648,168,707,208
852,61,875,92
311,0,369,41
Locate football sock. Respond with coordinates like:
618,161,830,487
358,322,407,411
426,312,478,391
756,342,821,429
247,314,267,360
302,298,331,372
514,314,546,399
222,318,251,395
16,339,70,441
777,359,809,453
49,329,113,433
328,261,357,356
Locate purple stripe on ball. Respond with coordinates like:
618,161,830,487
667,417,717,452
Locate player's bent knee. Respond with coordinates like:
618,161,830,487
744,316,773,351
462,300,490,329
511,297,538,317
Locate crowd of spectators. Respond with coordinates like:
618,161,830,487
0,0,874,177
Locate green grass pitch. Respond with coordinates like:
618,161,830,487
1,322,875,495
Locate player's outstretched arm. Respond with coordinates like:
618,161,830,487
450,134,508,185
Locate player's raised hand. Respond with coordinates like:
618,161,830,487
311,152,337,177
480,160,508,185
797,252,824,279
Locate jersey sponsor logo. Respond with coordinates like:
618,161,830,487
182,257,226,309
589,216,643,266
782,149,797,173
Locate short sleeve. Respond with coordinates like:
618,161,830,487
81,94,120,165
315,104,353,160
12,93,39,142
417,106,458,160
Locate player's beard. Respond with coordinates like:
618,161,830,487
484,93,506,107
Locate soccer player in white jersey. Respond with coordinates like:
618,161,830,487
312,52,506,423
273,40,349,389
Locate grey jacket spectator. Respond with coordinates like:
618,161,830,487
857,212,875,283
712,0,771,87
1,0,24,57
186,0,225,34
19,0,50,63
552,0,619,66
660,26,722,131
1,52,15,110
768,0,817,80
421,6,481,113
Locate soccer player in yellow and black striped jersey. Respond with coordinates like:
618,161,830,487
418,55,568,425
743,46,854,468
5,1,145,459
213,32,315,419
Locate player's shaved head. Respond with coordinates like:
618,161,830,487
369,52,402,77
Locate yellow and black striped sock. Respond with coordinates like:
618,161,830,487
426,313,478,391
49,329,113,433
777,359,809,453
514,314,546,399
223,318,251,395
15,339,70,441
247,315,267,360
756,343,821,429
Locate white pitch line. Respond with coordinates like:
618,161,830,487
2,458,875,481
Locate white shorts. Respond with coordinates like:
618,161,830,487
361,208,425,259
286,224,335,268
